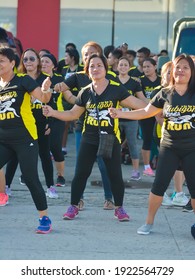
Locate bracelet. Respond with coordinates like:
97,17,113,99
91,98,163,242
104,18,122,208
42,88,53,94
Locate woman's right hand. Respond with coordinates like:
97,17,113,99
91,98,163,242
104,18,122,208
108,107,122,118
42,105,54,117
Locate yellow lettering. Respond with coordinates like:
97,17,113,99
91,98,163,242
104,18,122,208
0,112,15,120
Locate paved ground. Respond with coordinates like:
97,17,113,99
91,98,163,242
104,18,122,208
0,132,195,261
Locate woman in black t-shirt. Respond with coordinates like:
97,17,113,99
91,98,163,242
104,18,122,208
109,54,195,239
0,47,52,233
43,54,146,222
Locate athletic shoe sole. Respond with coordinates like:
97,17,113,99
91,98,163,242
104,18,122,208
36,227,52,234
0,201,9,207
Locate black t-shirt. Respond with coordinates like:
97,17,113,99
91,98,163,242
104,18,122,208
151,88,195,149
140,75,161,100
75,80,130,145
119,76,142,122
31,72,49,130
0,74,38,142
65,70,119,132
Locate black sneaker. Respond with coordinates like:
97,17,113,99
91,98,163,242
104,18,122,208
56,175,65,187
19,175,26,185
182,199,193,213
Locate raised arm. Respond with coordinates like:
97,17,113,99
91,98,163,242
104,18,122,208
120,94,147,110
42,104,85,122
109,103,162,120
31,77,52,103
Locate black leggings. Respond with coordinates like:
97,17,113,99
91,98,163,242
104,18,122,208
139,117,156,150
0,140,47,211
50,119,64,162
71,139,124,206
152,146,195,198
5,126,54,188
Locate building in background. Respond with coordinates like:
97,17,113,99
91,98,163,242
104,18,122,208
0,0,195,60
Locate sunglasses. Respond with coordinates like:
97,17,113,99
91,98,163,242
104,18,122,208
23,56,36,63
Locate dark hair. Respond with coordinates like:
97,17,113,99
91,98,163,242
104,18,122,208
39,48,50,54
137,47,151,57
18,48,42,75
65,42,76,50
104,45,115,58
84,53,108,76
0,46,16,62
65,48,80,65
126,49,136,58
109,48,123,59
118,56,130,66
143,57,157,66
169,53,195,94
41,53,57,68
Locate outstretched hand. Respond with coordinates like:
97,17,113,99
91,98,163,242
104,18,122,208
108,107,122,118
42,105,54,117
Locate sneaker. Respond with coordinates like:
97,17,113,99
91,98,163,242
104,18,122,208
103,200,115,210
162,192,172,206
63,205,79,220
143,167,155,177
56,175,65,187
36,216,52,234
46,187,58,199
0,193,9,206
114,207,130,221
172,192,189,207
130,170,141,181
78,199,84,211
183,199,193,213
5,186,12,197
19,174,26,185
137,224,153,235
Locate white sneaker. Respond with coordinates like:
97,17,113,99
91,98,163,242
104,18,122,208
172,192,189,206
46,187,58,199
5,186,12,197
162,192,172,206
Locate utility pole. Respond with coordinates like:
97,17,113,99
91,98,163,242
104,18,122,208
111,0,115,46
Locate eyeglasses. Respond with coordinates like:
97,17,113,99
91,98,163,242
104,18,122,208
23,56,36,63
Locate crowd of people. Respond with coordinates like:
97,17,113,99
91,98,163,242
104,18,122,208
0,38,194,239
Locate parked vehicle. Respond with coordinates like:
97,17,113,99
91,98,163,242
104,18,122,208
172,17,195,59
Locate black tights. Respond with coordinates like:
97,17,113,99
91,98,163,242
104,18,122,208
71,139,124,206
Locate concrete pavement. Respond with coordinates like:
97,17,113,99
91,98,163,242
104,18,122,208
0,133,195,260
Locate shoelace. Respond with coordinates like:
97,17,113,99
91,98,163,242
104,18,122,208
67,206,76,213
117,207,126,214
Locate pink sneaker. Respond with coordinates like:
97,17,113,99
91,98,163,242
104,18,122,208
63,205,79,220
0,193,9,207
114,207,130,221
143,167,155,177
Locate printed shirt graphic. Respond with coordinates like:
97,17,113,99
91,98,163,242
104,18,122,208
150,89,195,149
140,75,161,100
119,76,142,122
0,74,38,142
75,80,130,145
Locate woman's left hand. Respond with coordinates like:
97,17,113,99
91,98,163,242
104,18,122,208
41,77,52,91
